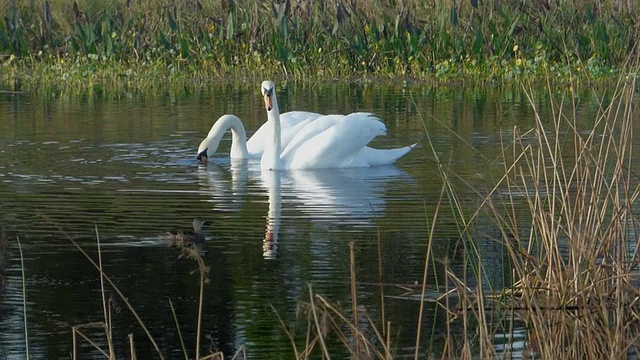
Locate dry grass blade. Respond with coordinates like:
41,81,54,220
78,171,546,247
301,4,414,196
72,323,109,359
42,216,166,360
16,236,30,359
307,283,331,358
168,298,189,360
484,58,640,358
95,225,115,359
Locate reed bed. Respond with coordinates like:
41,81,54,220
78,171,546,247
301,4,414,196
268,61,640,359
491,72,640,357
1,0,638,93
421,57,640,358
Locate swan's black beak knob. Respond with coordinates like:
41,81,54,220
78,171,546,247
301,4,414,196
197,149,208,163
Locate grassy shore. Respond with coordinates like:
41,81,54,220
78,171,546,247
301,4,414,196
0,0,637,94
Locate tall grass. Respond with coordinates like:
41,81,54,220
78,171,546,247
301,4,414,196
491,67,640,358
272,58,640,358
433,56,640,357
0,0,638,92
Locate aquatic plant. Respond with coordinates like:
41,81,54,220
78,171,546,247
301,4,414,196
268,56,640,359
0,0,636,93
425,54,640,357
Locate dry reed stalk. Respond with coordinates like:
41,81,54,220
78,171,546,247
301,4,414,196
16,236,30,359
129,333,136,360
172,236,211,360
72,322,109,359
414,182,445,359
349,242,360,358
168,298,189,360
44,217,165,359
484,63,640,358
307,283,331,358
95,225,115,359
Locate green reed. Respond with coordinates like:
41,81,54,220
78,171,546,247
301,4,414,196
1,0,637,93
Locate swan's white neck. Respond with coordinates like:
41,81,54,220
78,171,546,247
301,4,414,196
199,115,249,159
261,94,283,170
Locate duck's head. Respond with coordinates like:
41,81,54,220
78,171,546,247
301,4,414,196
192,217,206,233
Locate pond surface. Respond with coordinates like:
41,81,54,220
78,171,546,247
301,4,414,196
0,83,626,359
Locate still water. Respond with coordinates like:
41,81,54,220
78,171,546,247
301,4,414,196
0,83,618,358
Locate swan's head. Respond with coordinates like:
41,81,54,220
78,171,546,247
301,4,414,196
196,144,209,163
261,80,276,111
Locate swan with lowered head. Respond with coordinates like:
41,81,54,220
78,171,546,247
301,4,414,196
197,111,322,163
260,80,417,170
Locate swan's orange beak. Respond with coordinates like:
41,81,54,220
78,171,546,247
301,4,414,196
264,93,272,111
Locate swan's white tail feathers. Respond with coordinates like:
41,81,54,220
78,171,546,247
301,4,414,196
358,144,417,166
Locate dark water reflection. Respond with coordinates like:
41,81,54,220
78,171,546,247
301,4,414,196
0,84,627,358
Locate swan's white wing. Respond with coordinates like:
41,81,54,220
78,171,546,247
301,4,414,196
246,111,322,157
280,114,345,159
282,113,387,169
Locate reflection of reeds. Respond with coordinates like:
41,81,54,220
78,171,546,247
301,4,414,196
0,227,6,291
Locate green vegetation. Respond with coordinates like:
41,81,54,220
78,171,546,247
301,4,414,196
10,67,640,357
1,0,637,94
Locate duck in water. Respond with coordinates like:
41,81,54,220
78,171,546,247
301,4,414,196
164,218,207,253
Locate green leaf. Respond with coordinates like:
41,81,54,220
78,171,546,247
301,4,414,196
227,12,234,41
159,31,170,49
167,9,177,31
179,37,189,58
450,5,458,27
472,27,483,54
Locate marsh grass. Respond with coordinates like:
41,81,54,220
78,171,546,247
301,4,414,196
1,0,637,93
430,56,640,357
268,58,640,358
490,68,640,358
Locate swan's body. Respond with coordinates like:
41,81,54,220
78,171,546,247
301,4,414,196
260,80,417,170
197,112,322,162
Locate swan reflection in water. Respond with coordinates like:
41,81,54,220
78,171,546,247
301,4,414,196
197,159,415,259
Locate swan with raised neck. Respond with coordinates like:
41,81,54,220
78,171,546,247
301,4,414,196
261,80,284,170
259,80,418,169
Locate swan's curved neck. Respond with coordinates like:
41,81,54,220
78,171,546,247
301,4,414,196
202,115,249,159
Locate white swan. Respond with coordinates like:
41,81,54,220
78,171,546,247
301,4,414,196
196,112,322,162
260,80,417,170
